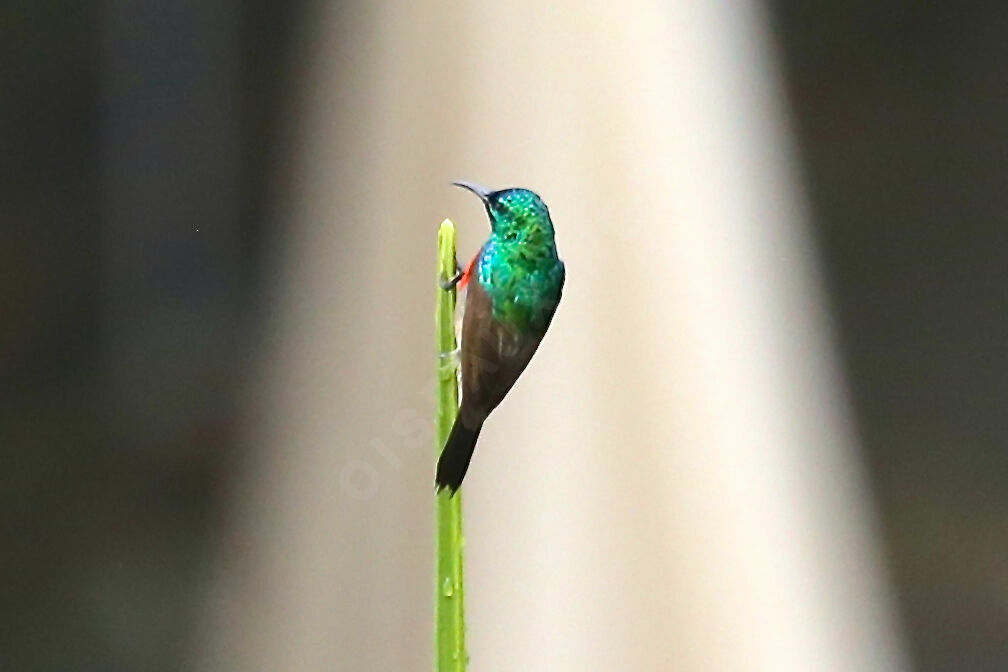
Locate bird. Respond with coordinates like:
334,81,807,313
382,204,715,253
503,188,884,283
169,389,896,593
436,182,565,494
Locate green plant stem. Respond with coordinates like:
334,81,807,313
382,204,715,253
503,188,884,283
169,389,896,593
436,219,466,672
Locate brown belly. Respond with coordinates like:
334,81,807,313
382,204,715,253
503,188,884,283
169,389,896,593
458,280,545,426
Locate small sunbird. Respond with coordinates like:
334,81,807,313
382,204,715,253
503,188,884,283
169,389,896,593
436,182,565,494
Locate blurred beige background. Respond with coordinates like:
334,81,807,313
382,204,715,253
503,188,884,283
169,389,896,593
196,2,907,671
12,0,1008,670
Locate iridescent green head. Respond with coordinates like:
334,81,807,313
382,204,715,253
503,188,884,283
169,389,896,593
452,181,555,241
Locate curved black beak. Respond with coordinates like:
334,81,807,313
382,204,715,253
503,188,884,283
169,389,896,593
451,180,493,204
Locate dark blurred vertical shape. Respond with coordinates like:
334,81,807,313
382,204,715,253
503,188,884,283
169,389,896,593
99,1,240,668
0,2,103,669
101,1,241,455
770,3,1008,670
2,0,294,668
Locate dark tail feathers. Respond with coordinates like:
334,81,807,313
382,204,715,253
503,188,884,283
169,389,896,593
435,418,482,495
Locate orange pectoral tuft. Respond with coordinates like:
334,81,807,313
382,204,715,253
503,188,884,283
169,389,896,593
459,253,478,289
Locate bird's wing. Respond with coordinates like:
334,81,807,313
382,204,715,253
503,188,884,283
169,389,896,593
458,279,542,425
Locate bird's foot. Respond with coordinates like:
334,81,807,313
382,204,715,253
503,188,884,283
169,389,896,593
438,347,461,378
439,261,463,290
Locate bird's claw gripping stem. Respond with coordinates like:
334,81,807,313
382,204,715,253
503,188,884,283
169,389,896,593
438,347,461,379
439,261,463,291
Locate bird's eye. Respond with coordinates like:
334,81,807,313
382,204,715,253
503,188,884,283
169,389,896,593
505,232,518,242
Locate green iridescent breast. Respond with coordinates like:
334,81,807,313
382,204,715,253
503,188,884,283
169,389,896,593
476,188,564,334
477,242,564,334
